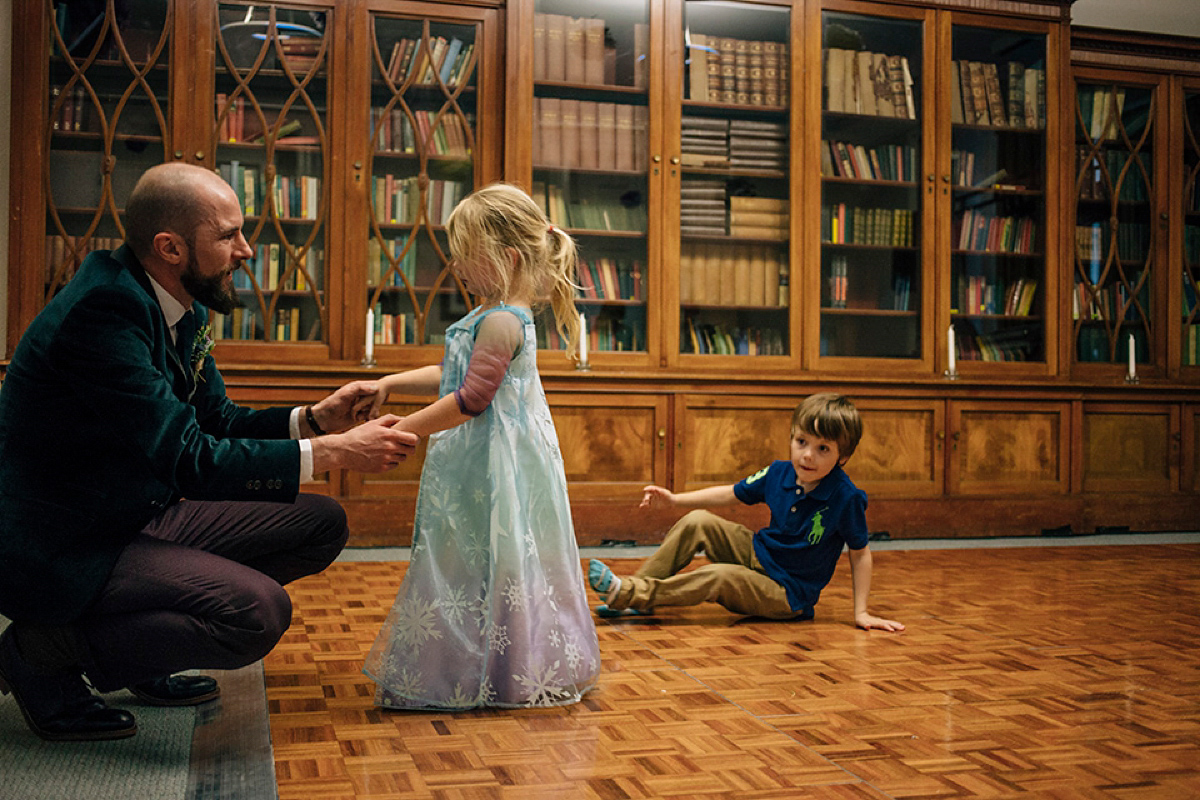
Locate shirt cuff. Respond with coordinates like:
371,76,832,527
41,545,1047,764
290,407,316,484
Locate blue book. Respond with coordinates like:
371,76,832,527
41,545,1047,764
439,38,464,84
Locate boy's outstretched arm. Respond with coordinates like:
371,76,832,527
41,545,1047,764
640,483,738,510
847,545,905,632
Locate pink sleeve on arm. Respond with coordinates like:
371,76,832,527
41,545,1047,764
454,311,524,416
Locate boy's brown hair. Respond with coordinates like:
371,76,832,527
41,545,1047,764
791,393,863,460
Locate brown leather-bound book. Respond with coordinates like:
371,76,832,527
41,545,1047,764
615,104,635,171
584,18,605,85
748,40,765,105
887,55,908,119
748,244,767,306
688,33,709,101
633,106,648,171
539,97,561,167
950,61,964,124
719,246,737,303
840,49,857,113
764,246,781,307
718,37,738,104
578,100,598,170
533,13,547,81
856,51,877,115
982,62,1006,127
958,60,975,123
596,102,617,170
872,53,894,118
1006,61,1025,127
559,99,580,169
763,41,781,106
734,39,751,105
967,61,990,125
545,14,567,82
565,17,586,84
679,243,695,305
733,244,752,306
730,210,788,229
730,225,787,241
824,48,845,112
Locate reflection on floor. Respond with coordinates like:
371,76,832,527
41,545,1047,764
254,536,1200,800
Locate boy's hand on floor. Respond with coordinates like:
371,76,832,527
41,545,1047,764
855,613,905,632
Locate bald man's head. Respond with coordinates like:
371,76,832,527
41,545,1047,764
124,164,231,262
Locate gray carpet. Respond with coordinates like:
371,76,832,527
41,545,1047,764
0,619,276,800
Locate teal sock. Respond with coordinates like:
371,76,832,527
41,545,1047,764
587,559,620,600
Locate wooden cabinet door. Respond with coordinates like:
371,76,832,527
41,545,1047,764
948,400,1070,495
1184,403,1200,494
1082,402,1179,494
850,398,945,497
548,392,669,500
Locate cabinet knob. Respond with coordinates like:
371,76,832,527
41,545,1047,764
670,156,680,165
173,151,184,160
194,151,205,162
354,161,362,170
927,174,935,182
942,175,951,183
652,154,662,163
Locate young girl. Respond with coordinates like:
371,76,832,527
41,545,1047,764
360,183,600,709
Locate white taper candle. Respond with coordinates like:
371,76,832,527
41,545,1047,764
948,325,956,373
579,312,588,363
365,308,375,362
1128,333,1136,378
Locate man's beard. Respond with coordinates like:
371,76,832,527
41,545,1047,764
181,252,241,314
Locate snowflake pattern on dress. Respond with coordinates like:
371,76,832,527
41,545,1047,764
363,305,600,709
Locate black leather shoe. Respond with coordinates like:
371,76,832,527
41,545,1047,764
128,674,220,706
0,627,137,741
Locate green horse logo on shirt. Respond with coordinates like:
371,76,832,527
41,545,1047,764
807,510,826,545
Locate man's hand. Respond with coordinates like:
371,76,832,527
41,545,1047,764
311,380,381,433
854,612,905,632
312,414,418,473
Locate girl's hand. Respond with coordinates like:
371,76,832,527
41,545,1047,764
854,613,905,632
640,484,675,509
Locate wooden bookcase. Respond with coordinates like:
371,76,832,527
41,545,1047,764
7,0,1200,545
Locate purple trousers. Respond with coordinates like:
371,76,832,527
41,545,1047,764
72,493,347,691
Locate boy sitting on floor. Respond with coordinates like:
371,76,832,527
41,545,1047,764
588,393,904,631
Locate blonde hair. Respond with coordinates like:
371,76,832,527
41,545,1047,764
445,183,581,359
791,393,863,460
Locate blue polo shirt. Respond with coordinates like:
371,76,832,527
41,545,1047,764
733,460,869,613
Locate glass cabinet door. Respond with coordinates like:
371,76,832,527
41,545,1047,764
44,0,173,302
531,0,650,356
948,23,1048,368
679,0,791,358
366,14,481,350
818,9,922,361
1072,78,1158,372
212,3,331,345
1181,86,1200,372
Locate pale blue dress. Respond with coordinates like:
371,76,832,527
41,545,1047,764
363,304,600,709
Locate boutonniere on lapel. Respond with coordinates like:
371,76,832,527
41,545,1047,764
191,323,215,383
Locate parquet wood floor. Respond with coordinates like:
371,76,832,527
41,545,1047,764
265,544,1200,799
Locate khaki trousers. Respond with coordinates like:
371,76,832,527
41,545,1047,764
610,510,799,619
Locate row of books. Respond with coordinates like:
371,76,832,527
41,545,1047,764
367,236,418,288
687,33,789,108
274,37,323,74
371,307,419,345
823,47,915,119
1072,281,1150,322
951,60,1046,129
684,319,787,356
211,306,316,342
533,180,648,233
1075,222,1151,273
955,210,1037,254
680,182,790,239
371,107,473,158
951,153,1020,189
824,256,913,311
539,314,644,353
577,258,643,302
239,243,324,292
533,14,648,89
215,96,318,145
381,36,474,87
822,140,918,183
821,204,916,247
681,117,787,171
952,276,1038,316
50,86,88,132
44,234,121,285
1077,86,1147,143
533,97,646,172
371,175,466,226
954,326,1040,362
1077,148,1150,202
679,241,788,308
218,162,321,220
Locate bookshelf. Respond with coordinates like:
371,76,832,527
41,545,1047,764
818,9,923,362
1180,85,1200,371
1070,74,1161,375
